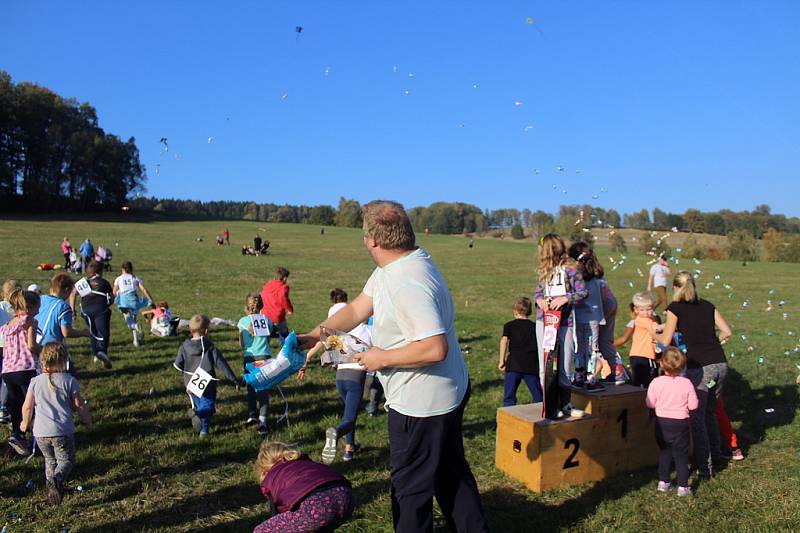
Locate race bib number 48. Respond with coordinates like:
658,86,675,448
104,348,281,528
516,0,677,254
75,278,92,297
187,366,214,397
250,315,271,337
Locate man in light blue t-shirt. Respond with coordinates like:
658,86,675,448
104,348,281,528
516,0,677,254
301,200,487,533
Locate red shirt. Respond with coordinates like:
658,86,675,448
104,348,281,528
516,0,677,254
260,279,293,323
260,455,349,513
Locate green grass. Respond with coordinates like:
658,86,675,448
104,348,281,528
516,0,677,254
0,219,798,532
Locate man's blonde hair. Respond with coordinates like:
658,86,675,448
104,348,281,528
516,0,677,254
362,200,415,251
189,314,210,335
632,291,654,308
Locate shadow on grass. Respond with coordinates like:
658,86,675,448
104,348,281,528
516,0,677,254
722,367,798,451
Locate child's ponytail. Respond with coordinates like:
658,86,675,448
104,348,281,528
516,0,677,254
40,342,69,392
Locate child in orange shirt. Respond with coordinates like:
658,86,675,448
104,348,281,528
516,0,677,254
629,292,659,388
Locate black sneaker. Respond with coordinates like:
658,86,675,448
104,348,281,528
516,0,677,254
95,351,112,369
46,477,62,505
585,382,606,393
257,424,269,437
0,409,9,424
8,435,30,456
244,416,258,426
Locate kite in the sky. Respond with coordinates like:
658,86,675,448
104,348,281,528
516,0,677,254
295,26,303,41
159,137,168,152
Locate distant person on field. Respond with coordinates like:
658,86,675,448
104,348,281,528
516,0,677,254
648,253,671,313
1,289,41,455
79,238,94,274
61,237,71,271
173,315,240,438
498,296,542,406
113,261,154,347
78,261,113,369
646,347,698,497
260,267,293,339
629,292,659,388
254,234,263,256
238,293,272,437
223,228,230,245
0,279,23,424
20,342,93,505
253,441,354,532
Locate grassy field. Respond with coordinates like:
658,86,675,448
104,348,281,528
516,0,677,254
0,219,798,532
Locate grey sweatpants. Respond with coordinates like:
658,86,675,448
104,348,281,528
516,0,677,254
36,435,76,481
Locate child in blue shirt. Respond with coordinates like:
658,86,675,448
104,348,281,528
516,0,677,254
238,293,272,436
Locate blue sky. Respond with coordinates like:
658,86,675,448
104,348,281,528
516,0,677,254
3,1,799,216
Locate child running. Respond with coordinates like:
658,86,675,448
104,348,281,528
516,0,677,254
253,441,354,532
0,289,41,455
498,296,542,406
113,261,154,347
173,315,240,437
260,267,294,339
78,260,114,369
646,347,698,496
0,279,22,424
20,342,93,505
36,274,90,363
237,293,272,436
629,292,659,388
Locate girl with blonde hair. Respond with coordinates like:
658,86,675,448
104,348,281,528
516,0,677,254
0,289,41,454
20,342,93,505
650,271,732,479
534,234,588,417
0,279,23,423
237,293,271,435
253,441,354,532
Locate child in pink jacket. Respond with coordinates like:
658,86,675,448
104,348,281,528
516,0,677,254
646,347,698,496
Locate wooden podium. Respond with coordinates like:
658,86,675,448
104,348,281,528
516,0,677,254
495,385,658,492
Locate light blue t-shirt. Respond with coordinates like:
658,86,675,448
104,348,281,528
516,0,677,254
36,295,73,345
363,247,469,418
237,315,272,358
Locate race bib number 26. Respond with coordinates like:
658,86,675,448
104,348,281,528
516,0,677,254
187,367,213,397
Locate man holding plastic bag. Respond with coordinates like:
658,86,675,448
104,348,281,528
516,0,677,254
300,200,488,533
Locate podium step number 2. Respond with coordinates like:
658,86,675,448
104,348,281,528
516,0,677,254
495,385,658,492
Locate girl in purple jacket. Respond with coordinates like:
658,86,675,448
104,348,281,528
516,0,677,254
254,441,354,532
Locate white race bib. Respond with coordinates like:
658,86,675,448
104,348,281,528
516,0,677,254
250,314,271,337
187,366,214,397
75,278,92,297
543,324,558,351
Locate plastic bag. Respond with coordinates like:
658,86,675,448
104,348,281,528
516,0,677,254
244,331,306,391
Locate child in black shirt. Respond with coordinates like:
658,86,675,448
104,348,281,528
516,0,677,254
498,297,542,406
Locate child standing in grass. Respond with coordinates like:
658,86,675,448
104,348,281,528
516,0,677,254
568,242,607,391
629,292,659,388
1,289,41,455
253,441,354,532
498,296,542,406
20,342,92,505
173,315,240,438
646,347,698,496
238,293,271,437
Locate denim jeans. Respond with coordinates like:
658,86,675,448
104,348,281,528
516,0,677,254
37,434,76,482
336,377,365,445
502,371,543,406
686,362,728,475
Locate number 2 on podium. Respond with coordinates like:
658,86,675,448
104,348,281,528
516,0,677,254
563,438,580,469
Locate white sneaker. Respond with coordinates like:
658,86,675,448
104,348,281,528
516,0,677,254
657,481,673,493
321,427,338,464
132,330,140,347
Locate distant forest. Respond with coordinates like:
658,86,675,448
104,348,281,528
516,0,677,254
3,70,800,252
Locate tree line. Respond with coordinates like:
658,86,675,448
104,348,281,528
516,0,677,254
0,70,145,211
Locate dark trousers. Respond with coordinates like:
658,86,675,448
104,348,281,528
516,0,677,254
503,370,543,406
336,376,365,445
244,360,269,420
388,384,488,533
655,416,691,487
2,370,36,437
0,349,7,410
63,253,70,270
82,306,111,355
630,356,658,388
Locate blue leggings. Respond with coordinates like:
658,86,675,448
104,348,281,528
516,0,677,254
336,378,365,445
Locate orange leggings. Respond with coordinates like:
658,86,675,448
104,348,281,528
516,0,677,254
716,394,738,450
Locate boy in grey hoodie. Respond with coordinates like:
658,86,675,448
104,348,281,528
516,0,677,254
173,315,240,437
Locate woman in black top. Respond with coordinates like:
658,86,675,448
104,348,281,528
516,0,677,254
651,271,732,478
